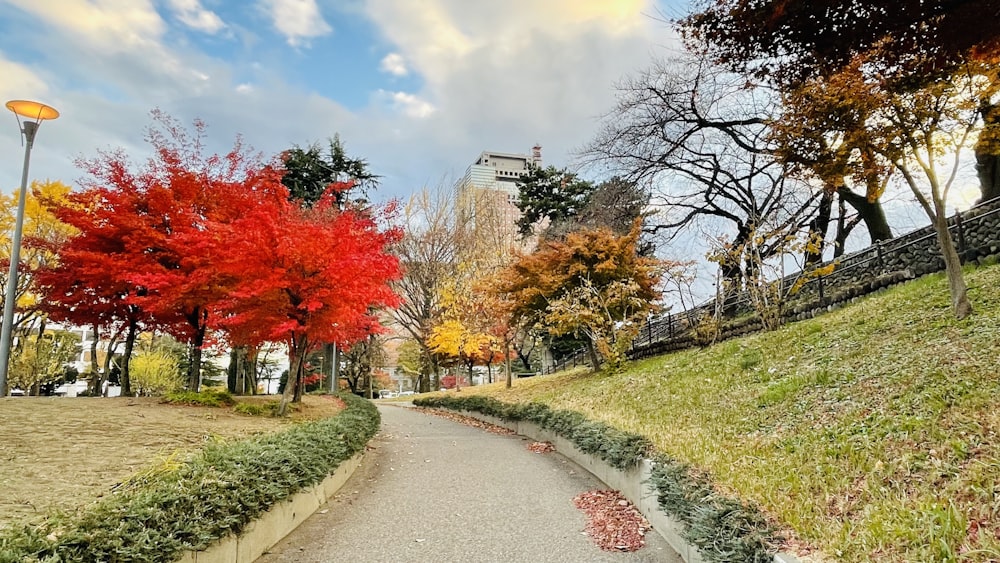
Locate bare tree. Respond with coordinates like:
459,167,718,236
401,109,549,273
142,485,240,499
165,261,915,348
390,187,463,392
582,56,815,293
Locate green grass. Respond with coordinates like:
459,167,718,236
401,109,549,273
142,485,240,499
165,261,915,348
452,263,1000,562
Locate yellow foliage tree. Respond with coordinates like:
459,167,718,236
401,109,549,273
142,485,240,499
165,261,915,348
0,180,78,344
0,181,78,394
130,349,183,396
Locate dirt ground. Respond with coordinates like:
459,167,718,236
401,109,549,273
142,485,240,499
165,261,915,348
0,395,343,527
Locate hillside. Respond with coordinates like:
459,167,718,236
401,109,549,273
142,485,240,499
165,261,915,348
454,262,1000,561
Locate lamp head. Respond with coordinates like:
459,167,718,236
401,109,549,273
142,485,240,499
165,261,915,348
6,100,59,122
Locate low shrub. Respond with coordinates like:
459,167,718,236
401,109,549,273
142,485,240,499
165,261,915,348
0,393,378,563
233,400,283,417
163,388,236,408
415,395,777,562
414,395,650,470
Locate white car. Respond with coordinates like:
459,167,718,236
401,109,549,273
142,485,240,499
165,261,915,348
378,390,397,399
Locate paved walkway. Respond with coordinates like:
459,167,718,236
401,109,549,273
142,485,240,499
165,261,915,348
257,404,681,563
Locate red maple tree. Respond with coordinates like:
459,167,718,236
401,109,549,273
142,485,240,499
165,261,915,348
39,112,402,402
214,187,402,414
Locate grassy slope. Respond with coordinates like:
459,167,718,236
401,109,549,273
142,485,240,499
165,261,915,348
454,263,1000,562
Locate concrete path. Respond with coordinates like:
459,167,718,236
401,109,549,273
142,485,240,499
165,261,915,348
256,404,682,563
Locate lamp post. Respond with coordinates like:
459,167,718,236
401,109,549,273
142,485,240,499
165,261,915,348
0,100,59,396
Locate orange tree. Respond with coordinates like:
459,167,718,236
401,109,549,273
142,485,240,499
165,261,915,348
493,221,664,371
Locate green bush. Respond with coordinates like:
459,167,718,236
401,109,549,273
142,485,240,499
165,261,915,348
0,393,379,563
163,388,236,408
233,402,264,416
414,395,650,470
415,395,776,562
233,401,282,417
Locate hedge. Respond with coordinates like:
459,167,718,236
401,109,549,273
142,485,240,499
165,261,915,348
0,393,379,563
415,395,777,562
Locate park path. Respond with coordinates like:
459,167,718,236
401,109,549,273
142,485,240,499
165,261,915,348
256,404,681,563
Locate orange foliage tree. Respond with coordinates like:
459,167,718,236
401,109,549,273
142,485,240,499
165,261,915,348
493,222,664,371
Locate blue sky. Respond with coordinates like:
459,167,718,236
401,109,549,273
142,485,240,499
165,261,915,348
0,0,690,204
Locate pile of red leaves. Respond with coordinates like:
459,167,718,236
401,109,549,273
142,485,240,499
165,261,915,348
527,441,555,453
412,407,515,435
573,490,651,552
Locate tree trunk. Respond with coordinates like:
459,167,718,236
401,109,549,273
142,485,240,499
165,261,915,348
227,347,239,394
278,336,306,416
99,331,121,397
245,348,258,395
292,353,304,403
837,186,893,244
585,338,601,371
804,190,834,266
186,308,207,391
976,101,1000,205
227,346,252,395
505,342,512,389
932,211,973,319
87,323,101,396
832,196,863,259
418,345,432,393
713,222,752,317
121,318,139,397
514,333,535,372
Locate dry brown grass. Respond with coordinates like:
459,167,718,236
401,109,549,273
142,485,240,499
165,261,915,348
0,395,342,527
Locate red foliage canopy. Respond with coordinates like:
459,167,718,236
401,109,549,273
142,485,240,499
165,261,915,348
38,112,402,393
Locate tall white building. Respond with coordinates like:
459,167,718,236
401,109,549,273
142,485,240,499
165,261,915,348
455,146,542,252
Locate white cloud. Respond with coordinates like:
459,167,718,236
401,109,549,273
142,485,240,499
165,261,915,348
2,0,166,53
168,0,226,34
0,53,50,102
235,83,254,94
359,0,673,176
260,0,332,47
364,0,651,87
377,90,435,119
379,53,408,76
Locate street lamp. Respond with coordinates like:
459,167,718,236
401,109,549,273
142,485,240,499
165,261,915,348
0,100,59,396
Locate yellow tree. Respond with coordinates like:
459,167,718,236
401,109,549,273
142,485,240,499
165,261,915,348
428,273,499,389
7,329,78,395
1,180,78,391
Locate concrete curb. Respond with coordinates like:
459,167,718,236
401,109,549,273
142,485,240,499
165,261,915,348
176,452,364,563
460,410,800,563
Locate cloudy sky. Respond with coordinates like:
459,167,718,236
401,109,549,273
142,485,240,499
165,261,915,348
0,0,689,203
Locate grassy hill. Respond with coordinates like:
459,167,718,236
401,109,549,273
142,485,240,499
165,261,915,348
450,262,1000,562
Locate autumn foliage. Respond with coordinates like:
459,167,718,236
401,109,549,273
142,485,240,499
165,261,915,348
36,112,401,406
493,222,663,370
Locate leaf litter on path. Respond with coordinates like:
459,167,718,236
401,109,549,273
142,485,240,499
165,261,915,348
411,407,515,435
527,441,555,453
573,490,650,552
